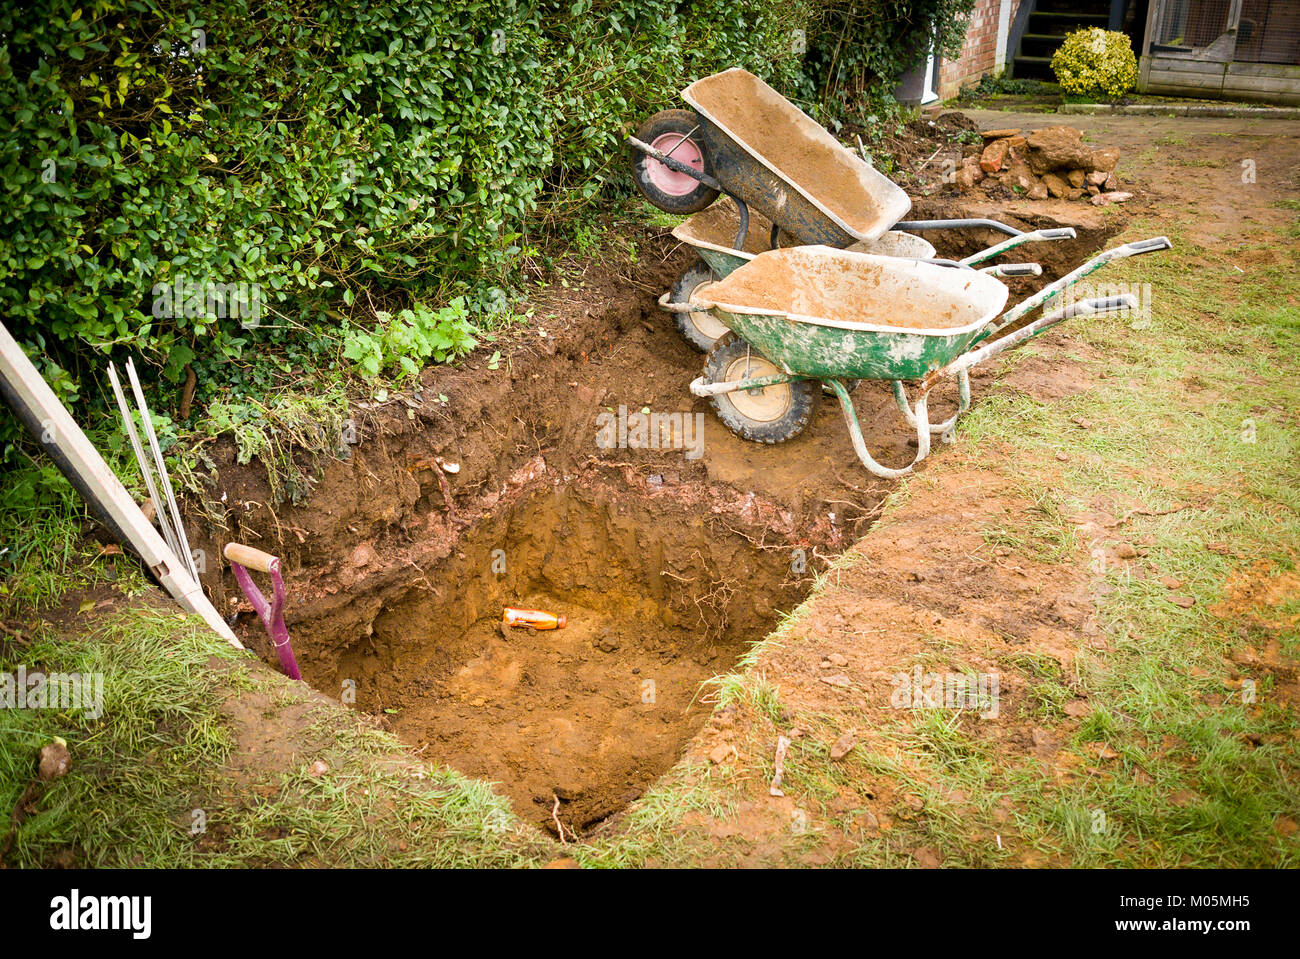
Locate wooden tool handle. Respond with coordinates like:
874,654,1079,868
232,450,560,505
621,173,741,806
223,542,279,572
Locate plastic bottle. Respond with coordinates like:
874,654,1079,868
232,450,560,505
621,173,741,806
502,607,567,630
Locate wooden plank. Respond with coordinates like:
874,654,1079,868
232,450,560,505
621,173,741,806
1223,76,1300,93
0,320,242,649
1147,56,1228,75
1149,72,1226,90
1226,62,1300,80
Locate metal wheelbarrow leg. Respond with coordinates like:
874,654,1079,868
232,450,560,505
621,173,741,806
224,543,302,681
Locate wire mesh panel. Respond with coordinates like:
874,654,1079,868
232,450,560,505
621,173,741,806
1234,0,1300,64
1154,0,1232,48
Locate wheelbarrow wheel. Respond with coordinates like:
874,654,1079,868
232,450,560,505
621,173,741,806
704,334,818,444
671,260,731,352
630,110,719,215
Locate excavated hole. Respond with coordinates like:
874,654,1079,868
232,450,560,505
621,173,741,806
294,472,811,836
221,196,1122,839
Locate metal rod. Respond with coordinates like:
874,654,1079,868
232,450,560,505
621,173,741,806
895,218,1024,237
107,362,181,563
626,135,723,192
960,227,1078,266
0,320,240,647
125,358,199,581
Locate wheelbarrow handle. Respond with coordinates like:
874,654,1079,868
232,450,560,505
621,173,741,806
1125,236,1174,254
937,294,1139,384
980,262,1042,277
894,218,1023,237
976,235,1172,342
223,542,279,573
959,227,1077,267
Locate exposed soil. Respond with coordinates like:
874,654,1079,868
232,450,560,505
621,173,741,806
160,104,1225,843
704,247,1002,330
190,222,902,834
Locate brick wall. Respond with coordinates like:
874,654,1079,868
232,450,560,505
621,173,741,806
937,0,1022,99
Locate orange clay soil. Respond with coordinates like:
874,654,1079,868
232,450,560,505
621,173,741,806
688,71,897,232
706,254,992,330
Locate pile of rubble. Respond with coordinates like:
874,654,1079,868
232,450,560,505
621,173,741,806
953,125,1132,206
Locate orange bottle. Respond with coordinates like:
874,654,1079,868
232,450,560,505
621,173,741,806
502,607,567,630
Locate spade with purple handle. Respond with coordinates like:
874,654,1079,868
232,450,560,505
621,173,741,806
224,543,301,681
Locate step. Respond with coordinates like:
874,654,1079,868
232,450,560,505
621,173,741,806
1028,11,1111,36
1034,0,1111,15
1020,32,1069,58
1012,55,1059,81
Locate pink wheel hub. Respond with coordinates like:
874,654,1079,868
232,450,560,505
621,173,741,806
646,132,705,196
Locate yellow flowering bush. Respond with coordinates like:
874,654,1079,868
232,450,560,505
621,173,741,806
1051,28,1139,101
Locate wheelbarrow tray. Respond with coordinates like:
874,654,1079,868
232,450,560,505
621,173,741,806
700,247,1009,381
673,198,935,279
683,69,911,246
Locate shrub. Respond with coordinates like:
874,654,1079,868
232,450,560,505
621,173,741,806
0,0,804,423
1051,28,1138,101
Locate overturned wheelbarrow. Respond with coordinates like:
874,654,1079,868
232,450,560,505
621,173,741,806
686,236,1173,478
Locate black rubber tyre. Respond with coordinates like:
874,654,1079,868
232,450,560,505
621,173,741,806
630,109,719,215
669,260,731,352
703,333,819,444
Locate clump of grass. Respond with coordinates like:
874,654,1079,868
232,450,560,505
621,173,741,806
0,607,550,868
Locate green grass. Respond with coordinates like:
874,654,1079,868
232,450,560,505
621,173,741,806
0,606,550,867
582,220,1300,868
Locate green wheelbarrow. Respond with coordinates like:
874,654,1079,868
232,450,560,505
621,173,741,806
660,196,1068,352
687,236,1172,479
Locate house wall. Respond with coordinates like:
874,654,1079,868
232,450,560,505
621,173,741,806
937,0,1024,98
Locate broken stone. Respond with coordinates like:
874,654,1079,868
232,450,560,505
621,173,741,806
829,731,858,761
1066,168,1086,188
1090,146,1121,173
38,738,70,781
307,760,329,778
1041,172,1072,198
980,128,1020,140
708,743,737,765
1086,170,1109,186
979,138,1010,173
1115,543,1138,560
1025,125,1092,174
820,674,852,688
1027,181,1049,201
1169,594,1196,609
1160,576,1183,590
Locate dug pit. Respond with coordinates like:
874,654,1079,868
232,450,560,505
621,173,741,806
200,198,1119,837
317,473,808,833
